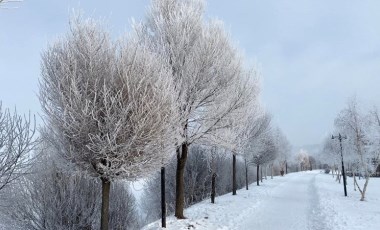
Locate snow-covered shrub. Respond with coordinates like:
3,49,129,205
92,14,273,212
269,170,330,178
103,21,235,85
6,155,139,230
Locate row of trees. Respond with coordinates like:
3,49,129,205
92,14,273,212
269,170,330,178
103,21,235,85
321,97,380,201
0,0,294,229
140,142,292,226
139,0,261,219
0,114,291,229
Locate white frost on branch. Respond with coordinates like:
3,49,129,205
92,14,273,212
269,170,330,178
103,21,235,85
136,0,260,147
39,18,179,181
273,127,291,172
0,103,38,191
333,97,379,200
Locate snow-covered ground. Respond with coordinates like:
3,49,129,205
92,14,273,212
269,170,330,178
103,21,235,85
142,171,380,230
316,173,380,230
1,171,379,229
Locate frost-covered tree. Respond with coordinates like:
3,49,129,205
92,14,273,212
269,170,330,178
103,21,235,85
205,146,228,202
266,129,288,178
296,149,310,171
137,0,259,218
0,103,38,191
273,127,291,175
39,18,178,229
246,128,277,186
210,106,266,194
239,112,271,189
321,135,341,176
367,107,380,174
334,98,377,201
8,158,100,230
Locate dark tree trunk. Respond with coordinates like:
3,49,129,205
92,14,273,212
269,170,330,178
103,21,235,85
245,159,248,190
161,167,166,228
257,164,260,186
285,162,288,174
211,172,216,203
101,178,111,230
175,143,188,219
261,166,263,183
232,154,237,195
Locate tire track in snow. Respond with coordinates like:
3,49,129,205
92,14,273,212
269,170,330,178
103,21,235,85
234,172,313,229
307,173,328,230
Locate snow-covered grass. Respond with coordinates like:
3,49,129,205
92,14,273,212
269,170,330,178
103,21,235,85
316,173,380,230
142,171,380,230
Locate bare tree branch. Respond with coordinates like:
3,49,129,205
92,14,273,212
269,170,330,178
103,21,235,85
0,102,38,191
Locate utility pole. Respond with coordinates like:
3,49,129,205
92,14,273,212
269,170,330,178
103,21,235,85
161,167,166,228
332,133,348,197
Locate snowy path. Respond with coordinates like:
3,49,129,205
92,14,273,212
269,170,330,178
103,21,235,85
235,172,325,230
143,170,380,230
143,171,329,230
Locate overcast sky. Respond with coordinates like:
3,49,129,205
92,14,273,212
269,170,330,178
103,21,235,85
1,0,380,150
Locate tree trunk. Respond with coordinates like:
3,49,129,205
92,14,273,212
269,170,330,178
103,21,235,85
175,143,188,219
232,154,237,195
332,167,335,178
271,164,273,179
336,170,341,183
101,178,111,230
256,164,260,186
245,159,248,190
360,177,370,201
161,167,166,228
354,175,370,201
211,172,216,203
285,162,288,174
265,165,268,180
261,166,263,183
